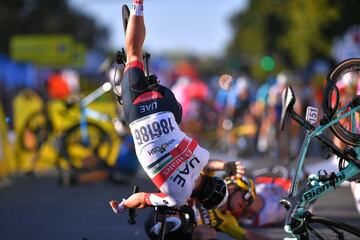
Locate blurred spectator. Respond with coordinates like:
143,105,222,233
170,60,219,142
47,69,80,100
62,69,80,96
220,75,256,156
215,74,233,112
47,70,70,100
174,60,199,81
226,76,252,126
266,72,292,162
171,76,191,118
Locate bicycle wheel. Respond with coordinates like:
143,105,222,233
304,216,360,239
18,110,50,152
324,58,360,146
60,122,113,172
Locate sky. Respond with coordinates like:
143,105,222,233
69,0,248,57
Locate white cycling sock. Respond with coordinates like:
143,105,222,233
117,199,127,213
131,0,143,16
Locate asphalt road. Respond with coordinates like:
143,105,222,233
0,157,359,240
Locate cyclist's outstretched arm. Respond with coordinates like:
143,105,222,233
204,159,246,179
110,191,178,213
126,0,145,64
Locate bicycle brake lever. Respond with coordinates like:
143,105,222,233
116,48,126,65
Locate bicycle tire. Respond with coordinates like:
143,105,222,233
324,58,360,146
122,4,130,36
303,215,360,239
251,165,290,179
18,110,50,152
60,122,113,172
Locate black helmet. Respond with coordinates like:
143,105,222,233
198,176,229,209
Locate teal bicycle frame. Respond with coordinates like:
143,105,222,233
281,92,360,239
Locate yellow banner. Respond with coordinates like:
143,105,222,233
10,35,86,66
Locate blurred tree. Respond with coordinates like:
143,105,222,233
0,0,109,55
226,0,360,80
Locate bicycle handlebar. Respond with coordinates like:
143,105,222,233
128,186,139,225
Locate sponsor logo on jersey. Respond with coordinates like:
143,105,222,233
172,157,200,187
148,139,175,156
139,101,158,113
147,138,198,188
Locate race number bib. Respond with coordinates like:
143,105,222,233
306,106,318,124
130,112,179,147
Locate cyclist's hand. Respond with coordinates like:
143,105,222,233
109,199,126,214
224,161,246,179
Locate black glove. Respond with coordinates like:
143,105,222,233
224,162,237,176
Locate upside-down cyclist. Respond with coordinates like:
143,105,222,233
109,0,246,214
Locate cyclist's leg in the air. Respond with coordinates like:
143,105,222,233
126,0,145,64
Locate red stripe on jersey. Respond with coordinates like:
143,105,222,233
169,138,190,157
133,91,164,104
151,139,198,188
124,60,144,73
144,193,151,205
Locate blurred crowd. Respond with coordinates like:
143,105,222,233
0,54,330,175
148,58,328,165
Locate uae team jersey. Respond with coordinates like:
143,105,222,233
129,111,209,206
121,62,209,206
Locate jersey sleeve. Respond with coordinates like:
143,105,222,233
209,209,246,240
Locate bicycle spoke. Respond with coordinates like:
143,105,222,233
325,58,360,146
306,217,360,240
61,122,112,171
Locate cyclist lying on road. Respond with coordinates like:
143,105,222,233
109,0,245,214
145,161,289,240
202,160,289,229
239,175,289,227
